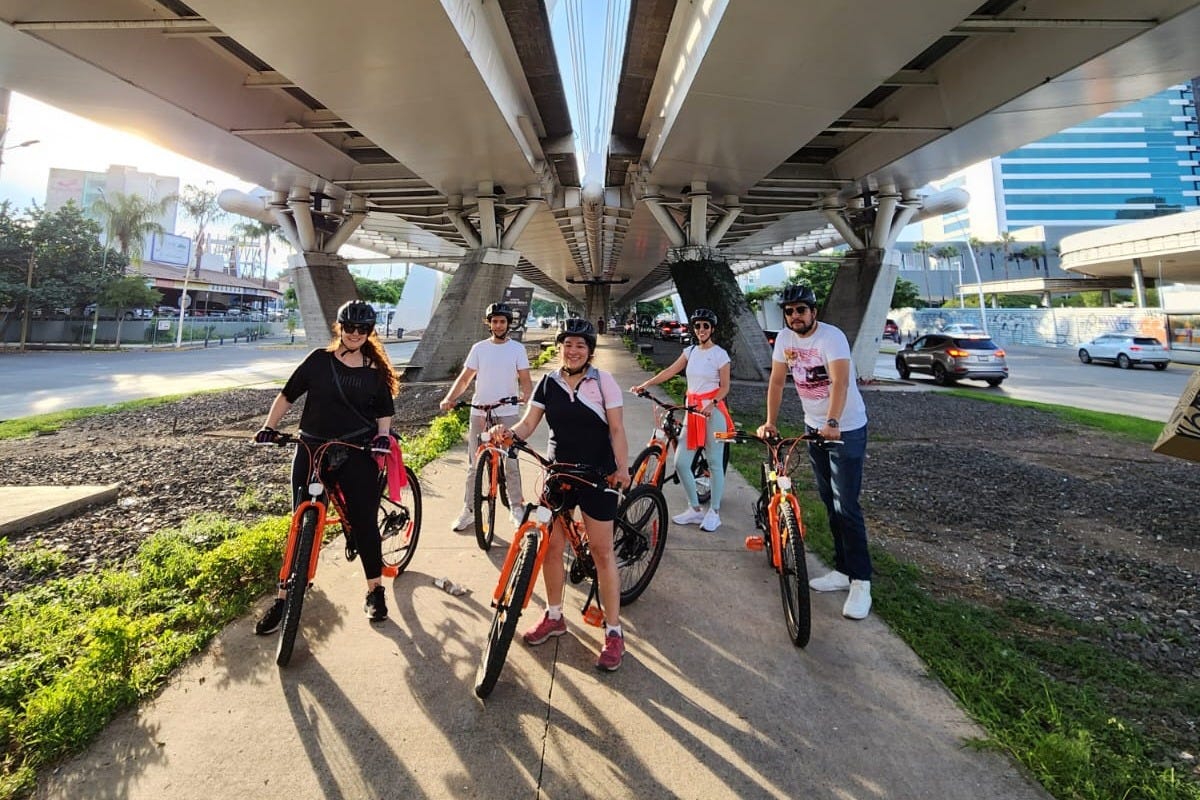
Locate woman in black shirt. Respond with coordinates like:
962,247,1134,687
252,301,398,632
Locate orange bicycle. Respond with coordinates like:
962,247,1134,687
474,435,668,699
630,389,728,505
716,429,834,648
259,432,422,666
456,396,521,550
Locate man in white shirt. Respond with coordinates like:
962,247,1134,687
440,302,533,530
757,284,874,620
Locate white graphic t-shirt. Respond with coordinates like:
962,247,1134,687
771,323,867,431
464,338,530,416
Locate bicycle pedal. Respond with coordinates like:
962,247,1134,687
744,535,765,552
581,607,605,627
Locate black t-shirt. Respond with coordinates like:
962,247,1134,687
532,372,616,475
281,349,395,442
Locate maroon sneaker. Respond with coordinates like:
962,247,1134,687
595,631,625,672
522,612,567,646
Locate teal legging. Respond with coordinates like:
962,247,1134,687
674,411,728,510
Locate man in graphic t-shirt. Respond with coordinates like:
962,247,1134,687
440,302,532,530
757,284,874,620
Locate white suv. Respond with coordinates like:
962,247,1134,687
1077,334,1169,370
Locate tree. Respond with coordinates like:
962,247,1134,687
998,231,1017,280
89,191,168,269
232,218,290,285
99,275,161,347
786,260,837,304
1021,244,1046,273
911,241,934,302
933,245,960,304
353,275,404,305
891,277,922,309
178,183,226,278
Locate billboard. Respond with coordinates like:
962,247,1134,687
502,286,534,342
152,232,192,267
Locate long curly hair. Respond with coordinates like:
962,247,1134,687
325,330,399,396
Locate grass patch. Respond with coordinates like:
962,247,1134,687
0,395,194,440
944,388,1165,443
633,358,1199,799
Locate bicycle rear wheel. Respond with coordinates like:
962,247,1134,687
777,501,811,648
473,452,498,550
630,444,665,488
474,530,539,699
613,485,668,605
277,507,319,667
380,465,421,573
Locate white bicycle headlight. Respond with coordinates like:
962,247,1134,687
308,482,324,497
535,506,553,524
775,475,792,491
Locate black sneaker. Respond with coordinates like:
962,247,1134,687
345,541,358,562
364,586,388,622
254,599,285,635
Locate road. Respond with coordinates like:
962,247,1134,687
0,338,1192,423
874,343,1196,423
0,340,418,421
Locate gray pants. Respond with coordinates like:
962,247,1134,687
462,412,524,510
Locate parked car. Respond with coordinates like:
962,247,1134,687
656,319,684,340
883,318,900,342
895,333,1008,387
83,304,153,321
1077,334,1169,370
941,323,986,336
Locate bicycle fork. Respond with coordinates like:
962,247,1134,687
279,499,327,589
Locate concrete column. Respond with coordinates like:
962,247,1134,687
1132,258,1148,307
403,247,520,381
1102,289,1112,307
585,284,610,328
822,248,896,381
668,253,772,381
288,251,359,344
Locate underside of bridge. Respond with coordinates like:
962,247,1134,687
4,0,1200,377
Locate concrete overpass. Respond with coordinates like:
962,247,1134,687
5,1,1200,377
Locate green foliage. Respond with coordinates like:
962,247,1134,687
399,408,469,471
177,183,226,275
89,191,169,265
743,284,782,312
10,542,67,577
891,277,922,309
785,260,838,305
0,394,193,440
530,344,558,368
99,275,161,312
353,275,405,305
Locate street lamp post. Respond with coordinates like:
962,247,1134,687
90,188,109,348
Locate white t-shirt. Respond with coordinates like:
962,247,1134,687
684,344,730,395
771,322,867,431
464,338,530,417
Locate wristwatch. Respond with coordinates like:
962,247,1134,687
826,418,839,429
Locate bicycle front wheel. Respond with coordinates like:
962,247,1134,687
474,530,539,699
614,485,668,605
380,465,421,573
474,452,498,551
778,501,811,648
277,506,319,667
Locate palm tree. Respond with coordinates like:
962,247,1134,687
1022,244,1046,273
912,240,934,304
933,245,960,305
231,219,289,286
178,183,227,278
89,191,169,271
999,231,1017,281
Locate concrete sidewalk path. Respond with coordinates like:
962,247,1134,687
35,335,1048,800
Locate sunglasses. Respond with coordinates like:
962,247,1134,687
692,322,712,330
342,323,374,335
783,305,813,317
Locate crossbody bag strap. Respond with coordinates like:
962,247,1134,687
328,355,377,440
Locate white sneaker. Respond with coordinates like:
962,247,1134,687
699,509,721,532
672,507,706,525
509,507,525,528
809,570,851,592
451,508,474,532
842,580,872,619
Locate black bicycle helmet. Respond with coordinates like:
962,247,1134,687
483,302,514,323
689,307,718,327
337,299,376,326
778,284,818,308
555,317,597,351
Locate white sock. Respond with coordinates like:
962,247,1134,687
605,624,623,638
546,605,563,620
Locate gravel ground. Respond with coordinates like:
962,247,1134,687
1,338,1197,758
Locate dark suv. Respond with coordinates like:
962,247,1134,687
896,334,1008,387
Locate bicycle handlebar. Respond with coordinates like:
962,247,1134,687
455,396,520,412
502,434,621,496
252,432,372,451
716,429,841,447
632,388,700,414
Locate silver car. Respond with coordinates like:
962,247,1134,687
896,333,1008,387
1077,334,1169,370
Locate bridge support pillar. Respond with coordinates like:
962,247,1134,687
584,284,610,329
403,248,520,381
668,249,772,381
821,247,897,380
1132,257,1148,307
289,251,358,344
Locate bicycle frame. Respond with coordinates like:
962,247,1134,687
716,430,812,568
459,396,520,495
275,437,359,587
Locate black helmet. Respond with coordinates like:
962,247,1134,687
689,307,718,327
556,317,597,351
337,300,376,326
778,284,818,309
484,302,514,323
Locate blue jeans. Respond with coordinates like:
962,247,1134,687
807,424,872,581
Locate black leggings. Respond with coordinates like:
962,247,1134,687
291,444,383,581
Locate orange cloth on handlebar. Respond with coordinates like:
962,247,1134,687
378,437,408,500
685,388,734,450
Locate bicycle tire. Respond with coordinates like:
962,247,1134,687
474,452,498,550
778,502,812,648
691,449,712,505
498,461,510,510
380,465,422,572
630,444,665,488
474,530,539,699
613,484,668,605
277,506,319,667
